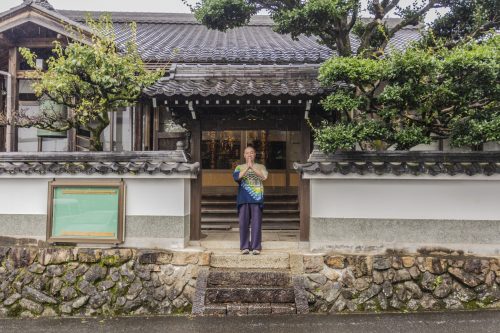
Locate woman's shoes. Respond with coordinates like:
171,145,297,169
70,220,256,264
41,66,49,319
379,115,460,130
241,249,260,255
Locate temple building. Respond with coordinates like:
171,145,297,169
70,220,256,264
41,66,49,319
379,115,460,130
0,0,423,244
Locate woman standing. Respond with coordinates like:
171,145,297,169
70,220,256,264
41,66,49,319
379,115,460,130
232,146,268,255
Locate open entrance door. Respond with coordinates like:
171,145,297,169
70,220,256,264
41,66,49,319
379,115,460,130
200,129,300,231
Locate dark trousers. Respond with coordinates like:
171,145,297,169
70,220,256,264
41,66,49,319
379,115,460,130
238,203,262,251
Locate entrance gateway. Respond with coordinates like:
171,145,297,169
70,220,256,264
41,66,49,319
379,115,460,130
142,64,328,243
145,92,322,242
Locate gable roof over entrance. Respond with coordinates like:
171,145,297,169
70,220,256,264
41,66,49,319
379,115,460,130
144,64,325,97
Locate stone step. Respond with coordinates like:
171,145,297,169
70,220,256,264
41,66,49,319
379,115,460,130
200,239,300,249
202,201,298,208
202,194,297,201
204,302,296,316
201,223,300,231
203,213,300,221
205,286,296,303
210,252,290,269
202,209,300,215
202,217,300,223
207,268,291,287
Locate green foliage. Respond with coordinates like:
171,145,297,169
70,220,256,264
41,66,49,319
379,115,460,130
191,0,437,57
313,121,359,151
193,0,257,31
314,34,499,152
429,0,499,43
320,56,386,87
19,15,164,151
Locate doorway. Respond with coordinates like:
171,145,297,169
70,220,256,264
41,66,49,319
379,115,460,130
200,129,300,231
201,129,300,194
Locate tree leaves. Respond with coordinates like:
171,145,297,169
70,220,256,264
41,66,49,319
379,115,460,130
18,15,165,151
315,34,500,152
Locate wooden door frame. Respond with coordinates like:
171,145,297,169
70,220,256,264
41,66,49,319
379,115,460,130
190,120,202,241
299,115,311,242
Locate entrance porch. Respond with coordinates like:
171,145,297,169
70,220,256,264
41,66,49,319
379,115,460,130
143,63,327,244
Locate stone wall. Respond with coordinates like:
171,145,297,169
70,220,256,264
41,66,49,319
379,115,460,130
1,245,499,317
0,247,209,318
302,253,500,313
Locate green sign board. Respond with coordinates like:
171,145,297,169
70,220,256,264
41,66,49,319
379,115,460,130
47,181,125,244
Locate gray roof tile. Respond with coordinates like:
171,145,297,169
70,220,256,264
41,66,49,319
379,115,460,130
59,10,422,64
0,151,200,176
144,64,326,97
294,150,500,176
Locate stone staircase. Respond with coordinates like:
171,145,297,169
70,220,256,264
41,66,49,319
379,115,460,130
201,193,300,230
192,252,309,316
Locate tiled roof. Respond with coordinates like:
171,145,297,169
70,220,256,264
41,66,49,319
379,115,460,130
59,10,422,64
23,0,55,11
0,151,200,176
294,149,500,176
144,64,326,97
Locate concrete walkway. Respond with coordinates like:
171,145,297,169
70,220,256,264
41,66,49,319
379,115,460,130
193,230,306,250
1,310,499,333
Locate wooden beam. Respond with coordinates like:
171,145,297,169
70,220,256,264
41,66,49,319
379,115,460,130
299,115,311,242
15,37,64,48
153,105,160,151
0,34,14,48
7,47,18,152
190,120,202,241
143,103,151,150
201,119,300,131
0,78,4,152
16,70,40,79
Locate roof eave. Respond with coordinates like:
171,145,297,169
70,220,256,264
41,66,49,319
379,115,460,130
0,3,93,44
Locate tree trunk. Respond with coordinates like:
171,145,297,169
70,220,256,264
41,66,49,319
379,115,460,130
336,31,352,57
88,114,110,151
89,128,104,151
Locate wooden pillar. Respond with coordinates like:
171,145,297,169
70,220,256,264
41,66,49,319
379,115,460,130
143,103,151,150
152,105,160,151
0,77,4,152
7,47,18,152
190,120,202,241
299,116,311,242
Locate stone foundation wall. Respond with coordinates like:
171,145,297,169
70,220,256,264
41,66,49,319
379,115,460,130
0,245,499,317
0,247,209,318
301,253,500,313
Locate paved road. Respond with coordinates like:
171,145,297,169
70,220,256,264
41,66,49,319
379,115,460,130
0,310,499,333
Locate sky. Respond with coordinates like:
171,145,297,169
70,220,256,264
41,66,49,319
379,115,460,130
0,0,447,23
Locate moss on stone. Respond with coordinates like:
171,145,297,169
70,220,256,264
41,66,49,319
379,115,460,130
433,276,443,289
7,304,22,317
100,256,120,267
372,298,383,313
463,300,485,310
171,303,192,315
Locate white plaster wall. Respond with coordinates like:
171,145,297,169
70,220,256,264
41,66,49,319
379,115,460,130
311,178,500,220
125,178,186,216
0,177,189,216
0,178,48,214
